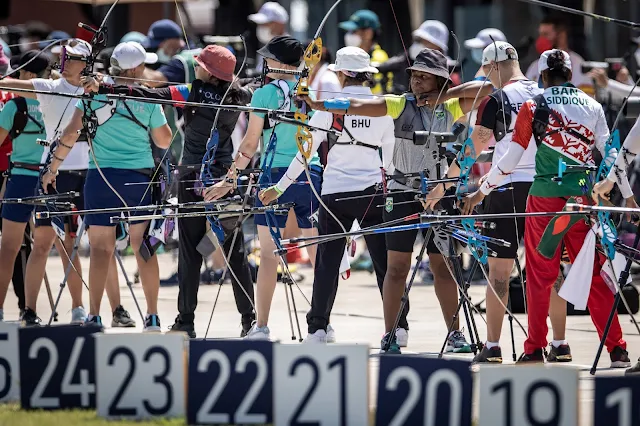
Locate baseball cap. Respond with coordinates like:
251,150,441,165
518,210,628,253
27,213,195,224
257,35,303,66
11,50,50,75
406,48,449,79
62,39,92,58
248,2,289,25
110,42,158,70
538,49,572,73
328,46,378,74
195,45,236,82
464,28,507,50
481,41,518,66
145,19,183,49
121,31,149,46
412,20,449,53
40,30,71,51
339,10,381,32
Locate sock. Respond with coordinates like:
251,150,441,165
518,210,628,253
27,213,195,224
485,341,499,349
552,339,567,348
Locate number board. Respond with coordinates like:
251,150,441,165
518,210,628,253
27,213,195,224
187,339,273,425
95,333,187,420
273,344,369,426
19,325,100,410
375,356,473,426
478,366,578,426
594,376,640,426
0,323,20,402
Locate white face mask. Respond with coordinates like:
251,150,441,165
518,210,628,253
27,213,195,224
409,43,425,60
156,48,172,64
344,33,362,48
257,26,274,45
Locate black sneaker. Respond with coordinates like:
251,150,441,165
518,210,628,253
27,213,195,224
144,314,162,333
85,315,103,327
112,305,136,328
241,314,255,338
169,316,196,338
517,348,544,364
21,308,41,327
610,346,632,368
625,358,640,375
379,332,402,354
473,345,502,364
547,343,572,363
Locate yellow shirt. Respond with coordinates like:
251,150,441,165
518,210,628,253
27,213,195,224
370,44,393,94
384,94,464,121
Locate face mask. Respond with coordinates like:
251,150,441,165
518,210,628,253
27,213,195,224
471,49,484,65
257,26,273,45
409,43,425,60
535,36,554,55
344,33,362,48
156,48,172,64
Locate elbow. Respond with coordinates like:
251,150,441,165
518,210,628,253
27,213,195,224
154,125,173,149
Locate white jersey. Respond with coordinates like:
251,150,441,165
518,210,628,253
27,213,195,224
490,79,542,184
276,85,395,196
32,78,90,170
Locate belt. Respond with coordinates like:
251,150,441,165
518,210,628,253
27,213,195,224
11,162,41,172
59,169,87,177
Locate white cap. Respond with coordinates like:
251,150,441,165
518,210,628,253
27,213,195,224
60,39,92,57
538,49,572,73
110,41,158,70
248,2,289,25
328,46,378,74
481,41,518,66
412,20,449,53
464,28,506,49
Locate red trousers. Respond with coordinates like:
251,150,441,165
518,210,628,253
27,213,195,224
524,195,626,354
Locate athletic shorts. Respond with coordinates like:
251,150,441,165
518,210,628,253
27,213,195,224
1,174,38,223
254,166,321,229
35,171,85,233
382,191,441,254
83,168,152,227
481,181,531,259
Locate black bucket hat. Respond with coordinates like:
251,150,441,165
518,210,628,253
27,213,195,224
406,48,450,79
257,35,304,67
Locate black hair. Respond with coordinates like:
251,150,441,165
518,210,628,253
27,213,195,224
435,75,450,93
211,77,246,105
540,14,568,33
342,72,373,86
542,50,571,86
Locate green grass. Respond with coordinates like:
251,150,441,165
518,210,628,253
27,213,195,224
0,404,186,426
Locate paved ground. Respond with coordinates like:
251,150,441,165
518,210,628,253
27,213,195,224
3,251,639,425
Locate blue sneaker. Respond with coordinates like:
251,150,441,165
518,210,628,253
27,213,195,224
85,315,103,327
380,332,402,354
144,314,162,332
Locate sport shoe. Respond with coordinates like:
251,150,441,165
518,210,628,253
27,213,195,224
517,348,544,363
610,346,632,368
169,316,196,338
303,329,327,344
21,308,41,327
144,314,162,333
380,332,402,354
326,324,336,343
625,358,640,375
445,330,472,353
244,323,271,340
473,345,502,364
547,343,572,363
71,306,87,324
396,328,408,347
112,305,136,328
85,315,103,327
241,314,256,338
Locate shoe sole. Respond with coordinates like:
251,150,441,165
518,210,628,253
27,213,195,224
449,345,472,354
611,361,632,368
112,321,136,328
547,355,572,362
244,334,271,341
473,357,503,364
144,326,162,333
379,350,402,354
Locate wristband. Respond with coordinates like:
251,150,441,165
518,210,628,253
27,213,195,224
323,98,351,111
270,185,284,196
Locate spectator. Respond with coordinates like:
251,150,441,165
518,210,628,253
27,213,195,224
525,15,592,94
120,31,149,46
464,28,506,77
145,19,186,66
248,1,289,72
42,31,71,63
18,21,51,53
339,9,391,94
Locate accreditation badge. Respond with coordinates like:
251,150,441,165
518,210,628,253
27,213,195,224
385,196,393,213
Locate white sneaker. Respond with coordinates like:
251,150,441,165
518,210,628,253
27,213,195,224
244,323,271,340
303,329,327,344
326,324,336,343
71,306,88,324
396,328,408,347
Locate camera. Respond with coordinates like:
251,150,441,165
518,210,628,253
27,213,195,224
413,122,466,146
623,97,640,120
582,58,626,81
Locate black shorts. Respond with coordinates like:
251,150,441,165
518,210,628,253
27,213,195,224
35,171,86,234
382,191,441,254
481,181,531,259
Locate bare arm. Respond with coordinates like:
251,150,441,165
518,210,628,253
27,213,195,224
141,68,169,88
151,124,172,149
49,109,83,172
300,95,389,117
444,80,494,114
0,129,8,147
445,125,493,186
0,79,37,100
233,112,266,170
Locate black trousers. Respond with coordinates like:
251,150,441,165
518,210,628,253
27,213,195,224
307,185,408,333
0,173,27,310
176,175,255,324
